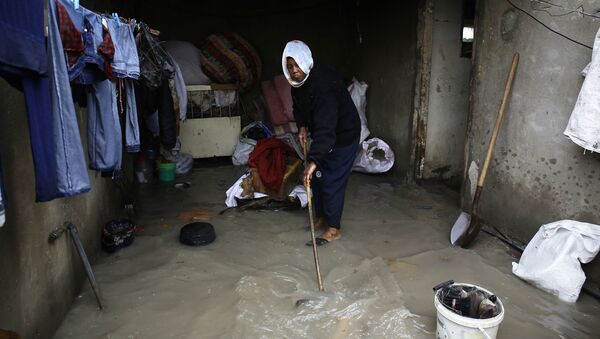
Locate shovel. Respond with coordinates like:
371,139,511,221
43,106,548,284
451,53,520,248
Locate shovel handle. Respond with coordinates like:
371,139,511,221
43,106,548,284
478,53,519,187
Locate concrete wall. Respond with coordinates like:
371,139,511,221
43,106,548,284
349,0,419,175
423,0,471,181
465,0,600,276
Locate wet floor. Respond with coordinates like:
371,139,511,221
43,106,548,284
54,164,600,338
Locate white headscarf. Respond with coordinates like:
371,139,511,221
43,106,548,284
282,40,313,87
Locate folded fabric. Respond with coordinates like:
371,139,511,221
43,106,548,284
261,80,288,125
248,137,296,192
225,173,307,208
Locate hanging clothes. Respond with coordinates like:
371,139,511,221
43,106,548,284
106,19,140,79
166,53,188,121
48,0,91,196
56,0,109,84
564,27,600,153
106,18,141,152
135,22,174,89
87,79,122,172
123,79,141,152
135,81,177,149
0,0,61,202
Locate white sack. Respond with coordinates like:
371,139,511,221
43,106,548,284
225,173,307,208
347,78,370,143
352,138,395,173
564,28,600,153
512,220,600,303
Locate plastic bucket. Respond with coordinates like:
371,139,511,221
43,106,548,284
158,162,176,182
434,283,504,339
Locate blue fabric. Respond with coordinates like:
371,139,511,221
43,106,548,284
311,140,359,229
106,19,140,79
0,0,47,76
48,0,91,196
87,79,122,172
23,77,61,201
58,0,107,84
0,0,64,202
124,79,141,152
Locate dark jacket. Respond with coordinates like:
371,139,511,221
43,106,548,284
291,64,360,165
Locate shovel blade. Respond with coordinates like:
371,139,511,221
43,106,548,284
450,212,471,246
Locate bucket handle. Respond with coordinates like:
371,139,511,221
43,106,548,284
432,280,455,292
478,327,492,339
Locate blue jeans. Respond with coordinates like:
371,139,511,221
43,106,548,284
48,0,91,196
0,0,63,201
124,79,141,152
87,79,122,172
106,19,140,79
58,0,106,84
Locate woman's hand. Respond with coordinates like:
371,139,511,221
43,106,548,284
304,162,317,187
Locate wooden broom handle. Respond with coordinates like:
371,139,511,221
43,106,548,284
478,53,519,187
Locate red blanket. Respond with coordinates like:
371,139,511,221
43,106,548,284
248,137,296,192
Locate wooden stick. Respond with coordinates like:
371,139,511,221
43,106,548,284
478,53,520,188
303,142,324,292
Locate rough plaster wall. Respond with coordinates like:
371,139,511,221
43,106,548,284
133,0,353,80
466,0,600,279
0,80,123,336
350,1,419,176
424,0,471,180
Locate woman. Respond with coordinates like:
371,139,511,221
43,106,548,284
282,40,360,246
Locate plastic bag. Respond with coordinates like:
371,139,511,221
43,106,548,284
348,78,370,143
512,220,600,302
352,138,395,173
232,139,255,166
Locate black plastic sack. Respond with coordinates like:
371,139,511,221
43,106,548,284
179,222,216,246
102,219,136,253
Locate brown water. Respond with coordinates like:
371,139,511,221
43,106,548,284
54,165,600,338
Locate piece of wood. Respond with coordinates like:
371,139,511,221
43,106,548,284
304,141,324,292
477,53,519,187
408,0,434,182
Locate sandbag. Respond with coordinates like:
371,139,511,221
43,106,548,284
352,138,395,173
512,220,600,302
348,78,370,143
163,40,211,85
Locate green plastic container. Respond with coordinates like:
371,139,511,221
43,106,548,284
158,162,176,182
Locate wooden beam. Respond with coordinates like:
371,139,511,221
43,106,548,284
408,0,434,182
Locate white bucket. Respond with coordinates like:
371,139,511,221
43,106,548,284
434,283,504,339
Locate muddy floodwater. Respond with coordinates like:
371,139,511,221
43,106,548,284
54,164,600,338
